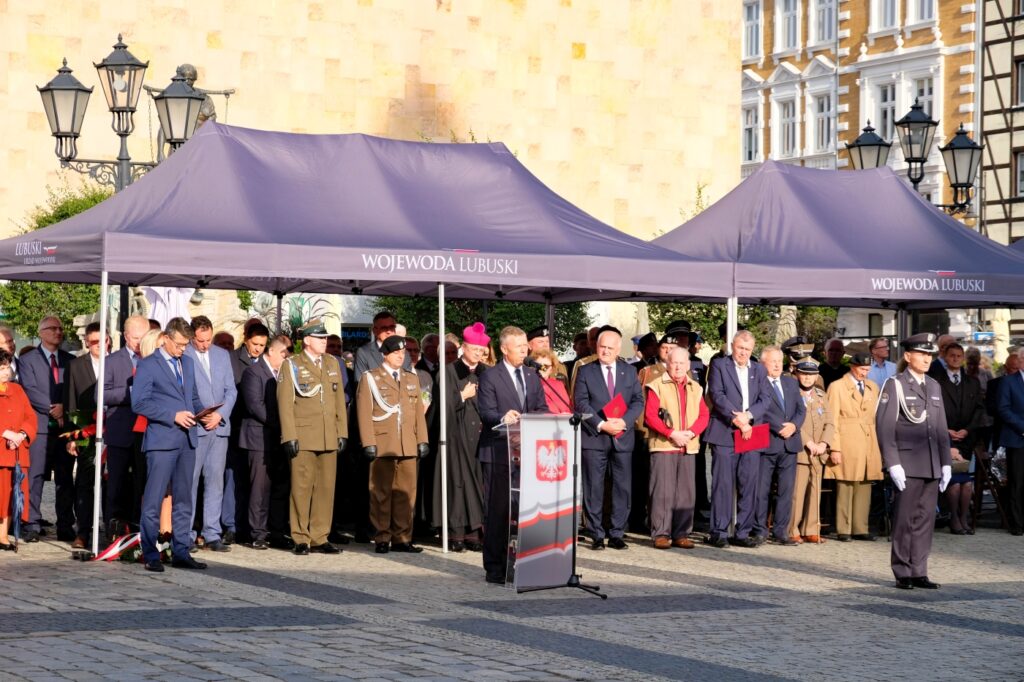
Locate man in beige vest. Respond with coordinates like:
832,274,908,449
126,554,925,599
642,348,709,549
789,360,835,544
357,335,429,554
825,352,883,542
278,319,348,556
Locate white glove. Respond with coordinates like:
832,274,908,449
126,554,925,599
939,465,952,493
889,464,906,492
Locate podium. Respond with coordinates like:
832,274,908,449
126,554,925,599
499,413,605,597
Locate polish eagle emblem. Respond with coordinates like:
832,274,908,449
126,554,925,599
536,439,569,482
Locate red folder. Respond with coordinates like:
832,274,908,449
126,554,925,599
602,393,628,439
733,423,769,453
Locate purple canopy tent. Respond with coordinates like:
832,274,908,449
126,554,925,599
653,160,1024,341
0,122,733,554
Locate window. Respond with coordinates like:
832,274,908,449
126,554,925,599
915,77,934,117
814,93,833,152
868,314,883,338
780,0,800,50
875,0,898,29
744,1,762,58
878,83,896,142
780,100,797,157
814,0,836,43
743,106,760,162
1017,151,1024,196
1017,61,1024,106
913,0,935,22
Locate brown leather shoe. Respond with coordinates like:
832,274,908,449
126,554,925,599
653,536,671,549
71,537,87,550
802,535,825,544
672,537,695,549
788,535,804,545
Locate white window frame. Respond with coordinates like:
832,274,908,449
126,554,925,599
911,0,935,23
774,0,802,57
877,82,897,142
914,77,934,117
813,93,834,153
743,0,763,60
809,0,836,46
742,106,761,163
869,0,900,37
779,99,798,158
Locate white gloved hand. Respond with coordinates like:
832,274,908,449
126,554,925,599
889,464,907,492
939,464,952,493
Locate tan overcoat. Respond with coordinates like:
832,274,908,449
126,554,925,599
824,374,883,481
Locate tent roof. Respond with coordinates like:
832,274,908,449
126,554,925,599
653,160,1024,308
0,122,731,303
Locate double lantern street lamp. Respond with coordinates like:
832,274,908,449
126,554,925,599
37,35,205,192
845,99,983,215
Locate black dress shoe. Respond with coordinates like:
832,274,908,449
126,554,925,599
485,573,506,585
171,557,208,569
750,534,767,547
949,527,968,535
390,542,423,553
590,538,605,550
448,540,465,553
706,535,728,548
328,532,351,545
911,576,940,589
966,527,976,535
771,536,799,546
729,536,758,548
355,531,373,543
852,533,877,541
464,541,483,552
270,535,296,550
0,543,14,551
56,530,76,542
293,543,310,556
835,534,852,542
608,537,628,550
252,540,269,550
1010,528,1024,536
144,559,165,572
221,530,235,546
205,540,231,553
22,530,39,543
375,542,390,554
311,542,341,554
895,577,914,590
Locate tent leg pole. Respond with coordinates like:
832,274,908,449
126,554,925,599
439,283,448,554
545,301,555,348
275,291,283,336
93,271,110,557
897,308,909,343
726,297,738,354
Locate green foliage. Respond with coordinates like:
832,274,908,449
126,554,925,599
373,297,592,352
236,290,254,313
796,306,839,345
647,302,838,351
0,184,110,339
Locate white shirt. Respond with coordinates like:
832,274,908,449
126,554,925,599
262,355,278,380
503,359,524,387
599,362,616,393
90,354,101,379
947,369,961,384
908,369,926,385
734,360,750,411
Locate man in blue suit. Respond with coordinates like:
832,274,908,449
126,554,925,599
753,346,805,546
705,330,773,548
20,315,76,542
131,317,208,571
102,315,150,536
998,354,1024,536
477,325,549,584
574,327,644,550
184,315,237,552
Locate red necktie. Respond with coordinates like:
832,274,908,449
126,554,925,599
606,365,615,397
50,353,59,384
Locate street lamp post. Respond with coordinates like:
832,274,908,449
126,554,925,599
894,98,939,193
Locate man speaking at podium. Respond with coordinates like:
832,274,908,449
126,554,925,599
477,326,549,585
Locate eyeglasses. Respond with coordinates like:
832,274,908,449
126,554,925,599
377,324,397,332
169,339,189,349
537,363,552,370
86,339,101,347
40,326,63,333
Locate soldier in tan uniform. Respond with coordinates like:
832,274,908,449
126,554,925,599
357,335,429,554
278,319,348,555
788,360,835,544
825,352,883,542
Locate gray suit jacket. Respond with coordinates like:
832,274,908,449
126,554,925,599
184,344,237,438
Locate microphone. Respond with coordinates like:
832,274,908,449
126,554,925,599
523,357,542,371
527,357,581,426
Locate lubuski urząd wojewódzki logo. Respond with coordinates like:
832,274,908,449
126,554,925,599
15,240,59,265
870,270,985,294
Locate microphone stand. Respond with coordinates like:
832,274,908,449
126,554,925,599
518,369,606,599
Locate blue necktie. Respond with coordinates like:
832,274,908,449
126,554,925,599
773,379,785,408
170,358,183,387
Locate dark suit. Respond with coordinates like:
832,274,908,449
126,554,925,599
936,368,984,457
102,346,141,527
63,353,100,541
20,346,75,536
705,355,772,542
239,358,286,542
477,361,548,580
877,370,952,580
573,359,644,541
754,374,805,541
226,346,262,539
998,372,1024,532
132,349,205,562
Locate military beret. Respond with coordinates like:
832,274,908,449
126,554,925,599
381,335,406,355
635,332,657,348
659,334,680,346
780,336,807,352
527,325,549,341
793,360,820,375
299,318,329,338
900,333,939,354
849,352,872,367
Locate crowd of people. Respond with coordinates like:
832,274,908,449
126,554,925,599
0,311,1020,591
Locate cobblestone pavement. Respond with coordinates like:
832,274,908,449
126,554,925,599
1,511,1021,680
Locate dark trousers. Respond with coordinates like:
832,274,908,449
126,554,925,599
26,429,75,535
890,476,939,579
73,447,96,540
247,448,271,541
141,446,196,563
709,443,760,541
1007,447,1024,532
223,446,245,536
105,445,135,527
648,452,695,539
582,446,632,540
132,434,147,525
480,460,493,515
754,451,796,540
482,449,511,579
268,447,291,537
695,439,710,511
629,441,650,533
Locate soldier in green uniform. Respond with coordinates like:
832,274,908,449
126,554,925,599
357,335,429,554
278,319,348,556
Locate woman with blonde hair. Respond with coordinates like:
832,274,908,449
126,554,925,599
530,348,572,414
